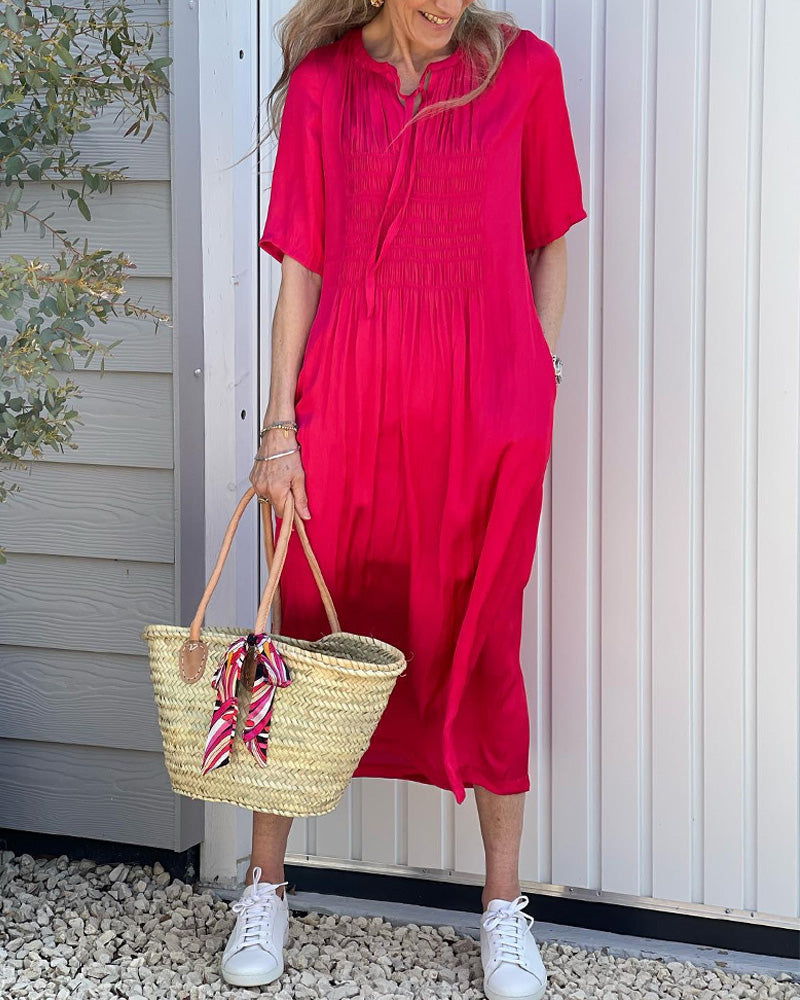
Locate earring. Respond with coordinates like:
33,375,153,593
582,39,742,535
369,0,385,7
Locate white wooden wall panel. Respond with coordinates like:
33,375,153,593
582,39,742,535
600,0,647,900
704,0,751,912
651,0,697,910
541,0,595,897
257,0,800,925
511,0,557,888
755,0,800,922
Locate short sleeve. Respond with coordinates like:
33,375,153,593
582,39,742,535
521,39,587,251
258,52,325,275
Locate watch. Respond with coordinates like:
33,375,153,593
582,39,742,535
551,353,563,385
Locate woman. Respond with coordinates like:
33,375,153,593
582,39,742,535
221,1,586,997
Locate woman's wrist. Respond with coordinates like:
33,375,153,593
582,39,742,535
263,404,296,423
258,399,297,448
261,406,296,433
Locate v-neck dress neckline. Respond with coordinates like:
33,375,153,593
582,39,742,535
348,22,464,97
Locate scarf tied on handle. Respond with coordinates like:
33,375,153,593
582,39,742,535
201,632,291,774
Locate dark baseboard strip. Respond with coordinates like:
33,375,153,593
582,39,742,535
285,864,800,963
0,828,200,882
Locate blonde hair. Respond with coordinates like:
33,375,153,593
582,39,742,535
265,0,520,140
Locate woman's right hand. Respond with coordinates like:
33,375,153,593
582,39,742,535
250,427,312,520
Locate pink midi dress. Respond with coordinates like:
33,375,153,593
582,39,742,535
258,23,587,803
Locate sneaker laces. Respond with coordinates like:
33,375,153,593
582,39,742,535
483,894,535,965
230,866,288,948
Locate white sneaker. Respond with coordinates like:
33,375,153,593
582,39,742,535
220,866,290,987
480,895,547,1000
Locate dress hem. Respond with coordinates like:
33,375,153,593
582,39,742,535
351,762,531,803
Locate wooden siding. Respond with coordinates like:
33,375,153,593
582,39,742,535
0,465,174,562
22,371,175,469
0,1,202,852
0,647,162,752
0,741,202,849
1,181,172,277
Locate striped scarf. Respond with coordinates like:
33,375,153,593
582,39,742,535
201,633,291,774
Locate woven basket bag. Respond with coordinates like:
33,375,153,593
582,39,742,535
141,487,407,817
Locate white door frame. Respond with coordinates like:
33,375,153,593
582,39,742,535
194,0,261,888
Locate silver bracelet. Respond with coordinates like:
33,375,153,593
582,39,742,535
254,447,299,462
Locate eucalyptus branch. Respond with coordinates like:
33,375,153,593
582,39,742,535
12,204,81,251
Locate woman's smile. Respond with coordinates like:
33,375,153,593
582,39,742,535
419,10,453,30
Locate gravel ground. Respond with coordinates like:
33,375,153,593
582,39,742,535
0,850,797,1000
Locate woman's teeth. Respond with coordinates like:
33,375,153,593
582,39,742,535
421,11,451,25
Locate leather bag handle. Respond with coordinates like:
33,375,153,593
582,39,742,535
259,492,340,635
178,487,340,683
255,489,340,634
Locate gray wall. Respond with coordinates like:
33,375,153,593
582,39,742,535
0,0,204,852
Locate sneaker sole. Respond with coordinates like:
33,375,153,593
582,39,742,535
483,979,547,1000
220,959,284,988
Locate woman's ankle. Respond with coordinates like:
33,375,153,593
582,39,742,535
481,883,522,910
245,864,286,896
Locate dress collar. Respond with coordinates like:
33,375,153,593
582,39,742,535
345,23,464,79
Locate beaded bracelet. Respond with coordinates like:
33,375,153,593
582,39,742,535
259,420,298,439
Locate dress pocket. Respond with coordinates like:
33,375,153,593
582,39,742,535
531,313,558,398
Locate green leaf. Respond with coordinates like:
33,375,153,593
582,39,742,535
4,154,22,177
76,197,90,221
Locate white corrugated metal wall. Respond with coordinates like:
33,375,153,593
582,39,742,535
256,0,800,926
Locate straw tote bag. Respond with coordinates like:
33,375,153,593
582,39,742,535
141,487,407,817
